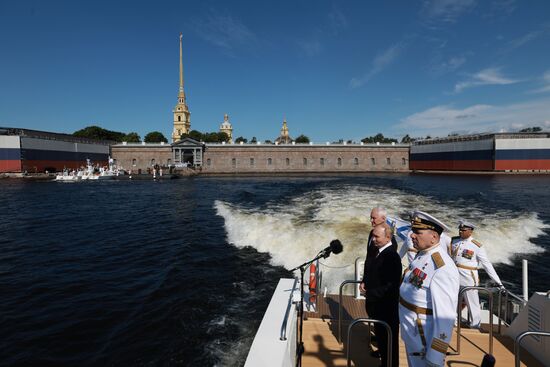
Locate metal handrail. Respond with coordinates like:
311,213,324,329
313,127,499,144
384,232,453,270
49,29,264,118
346,318,392,367
514,331,550,367
338,280,363,344
450,286,494,355
280,278,299,341
497,288,527,334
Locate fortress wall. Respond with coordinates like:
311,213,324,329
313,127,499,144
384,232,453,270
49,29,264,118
111,144,172,172
202,144,409,173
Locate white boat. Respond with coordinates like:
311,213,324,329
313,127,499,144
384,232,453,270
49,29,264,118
55,158,118,181
54,170,83,182
244,259,549,367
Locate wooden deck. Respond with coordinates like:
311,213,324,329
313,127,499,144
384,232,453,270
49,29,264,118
301,295,544,367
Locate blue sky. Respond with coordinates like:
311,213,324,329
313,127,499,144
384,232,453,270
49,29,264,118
1,0,549,142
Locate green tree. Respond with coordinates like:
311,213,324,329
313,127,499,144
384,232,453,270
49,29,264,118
235,136,248,143
295,134,310,143
361,133,397,144
144,131,168,143
401,134,416,143
519,126,542,133
250,136,257,143
73,125,126,141
187,130,203,141
123,132,141,142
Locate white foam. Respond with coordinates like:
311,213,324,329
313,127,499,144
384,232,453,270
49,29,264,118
215,185,547,293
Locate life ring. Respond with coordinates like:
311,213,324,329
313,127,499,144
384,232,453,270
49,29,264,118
309,262,317,304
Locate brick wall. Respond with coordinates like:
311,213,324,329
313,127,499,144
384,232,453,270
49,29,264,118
202,144,409,173
111,144,172,172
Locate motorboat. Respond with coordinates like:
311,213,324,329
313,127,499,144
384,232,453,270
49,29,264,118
55,158,120,181
54,169,83,182
244,258,549,367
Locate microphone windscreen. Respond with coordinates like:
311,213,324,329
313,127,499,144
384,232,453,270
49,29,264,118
330,239,343,254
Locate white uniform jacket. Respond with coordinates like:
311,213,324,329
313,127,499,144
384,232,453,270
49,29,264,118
449,236,502,287
399,243,459,366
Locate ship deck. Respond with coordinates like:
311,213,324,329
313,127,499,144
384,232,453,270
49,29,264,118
302,295,544,367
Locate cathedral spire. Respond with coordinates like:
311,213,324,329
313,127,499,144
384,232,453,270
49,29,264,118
179,33,185,102
172,33,191,142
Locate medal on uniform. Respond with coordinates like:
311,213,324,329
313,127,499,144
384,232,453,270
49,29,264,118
409,268,427,288
461,249,474,260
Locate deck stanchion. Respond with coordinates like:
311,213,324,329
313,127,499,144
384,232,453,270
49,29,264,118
514,331,550,367
450,286,494,356
346,318,392,367
338,280,362,344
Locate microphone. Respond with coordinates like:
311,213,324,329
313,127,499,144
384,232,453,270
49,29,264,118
319,239,343,258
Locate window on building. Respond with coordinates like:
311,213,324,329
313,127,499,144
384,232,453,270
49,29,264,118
354,157,359,166
371,158,376,165
232,158,236,168
337,157,342,167
178,116,181,122
402,157,406,165
303,158,308,166
151,159,155,166
207,158,211,166
320,158,325,166
175,150,180,160
386,157,391,165
268,158,272,165
132,159,137,166
250,158,255,166
286,158,290,166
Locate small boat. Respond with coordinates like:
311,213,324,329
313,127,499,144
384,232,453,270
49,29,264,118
55,158,118,181
54,169,83,182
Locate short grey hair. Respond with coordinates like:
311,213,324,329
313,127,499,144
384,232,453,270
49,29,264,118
372,207,387,217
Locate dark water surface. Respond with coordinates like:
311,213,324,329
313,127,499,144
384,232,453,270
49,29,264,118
1,174,549,366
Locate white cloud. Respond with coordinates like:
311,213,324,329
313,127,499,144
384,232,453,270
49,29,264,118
529,70,550,94
421,0,477,23
431,55,467,75
454,67,521,93
192,11,256,56
349,43,405,88
508,30,543,50
501,24,550,53
396,98,550,137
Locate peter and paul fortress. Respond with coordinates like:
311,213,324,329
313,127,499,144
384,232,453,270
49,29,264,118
2,34,549,175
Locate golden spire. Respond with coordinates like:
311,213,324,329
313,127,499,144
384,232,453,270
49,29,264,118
178,33,186,103
172,33,191,142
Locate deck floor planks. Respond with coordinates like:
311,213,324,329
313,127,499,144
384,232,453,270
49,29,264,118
301,295,544,367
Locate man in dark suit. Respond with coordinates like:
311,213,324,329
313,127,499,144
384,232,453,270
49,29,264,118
367,207,398,259
360,223,402,367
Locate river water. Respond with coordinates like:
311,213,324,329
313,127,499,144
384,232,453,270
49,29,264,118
1,174,549,366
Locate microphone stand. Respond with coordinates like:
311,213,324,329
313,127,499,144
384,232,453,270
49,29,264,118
290,250,329,367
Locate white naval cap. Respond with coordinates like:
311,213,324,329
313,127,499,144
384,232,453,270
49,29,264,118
458,220,476,230
411,210,450,234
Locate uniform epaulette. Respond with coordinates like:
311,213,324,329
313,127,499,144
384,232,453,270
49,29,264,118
472,239,482,247
451,236,460,241
431,252,445,269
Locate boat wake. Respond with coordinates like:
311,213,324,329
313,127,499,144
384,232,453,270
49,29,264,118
215,185,548,293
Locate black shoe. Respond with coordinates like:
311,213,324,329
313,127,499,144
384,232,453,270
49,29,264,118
370,350,381,358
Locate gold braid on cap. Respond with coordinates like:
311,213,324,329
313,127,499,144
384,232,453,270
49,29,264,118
411,216,437,231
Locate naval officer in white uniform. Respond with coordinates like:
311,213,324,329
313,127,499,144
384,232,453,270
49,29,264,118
399,211,459,367
449,220,503,329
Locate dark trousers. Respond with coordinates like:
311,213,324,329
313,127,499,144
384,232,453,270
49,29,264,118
366,301,399,367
